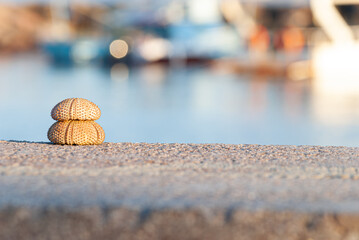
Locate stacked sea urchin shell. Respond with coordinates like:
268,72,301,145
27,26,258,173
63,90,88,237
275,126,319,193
48,98,105,145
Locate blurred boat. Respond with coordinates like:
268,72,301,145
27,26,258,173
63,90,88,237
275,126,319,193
27,0,314,71
40,38,130,65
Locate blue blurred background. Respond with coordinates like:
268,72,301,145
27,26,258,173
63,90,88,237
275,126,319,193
1,0,359,146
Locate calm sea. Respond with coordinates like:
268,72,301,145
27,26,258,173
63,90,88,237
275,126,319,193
1,53,359,146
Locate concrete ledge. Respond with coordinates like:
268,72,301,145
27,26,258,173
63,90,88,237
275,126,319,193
1,141,359,239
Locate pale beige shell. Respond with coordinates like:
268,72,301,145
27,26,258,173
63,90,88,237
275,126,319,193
51,98,101,121
48,120,105,145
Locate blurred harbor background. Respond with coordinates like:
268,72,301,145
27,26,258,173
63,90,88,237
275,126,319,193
1,0,359,146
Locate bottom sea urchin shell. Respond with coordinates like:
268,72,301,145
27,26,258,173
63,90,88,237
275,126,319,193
48,120,105,145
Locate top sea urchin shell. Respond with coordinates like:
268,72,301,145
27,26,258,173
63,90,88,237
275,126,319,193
51,98,101,121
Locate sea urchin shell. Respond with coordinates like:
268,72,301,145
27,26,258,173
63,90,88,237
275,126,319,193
51,98,101,121
48,120,105,145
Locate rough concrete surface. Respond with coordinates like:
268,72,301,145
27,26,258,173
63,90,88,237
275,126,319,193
1,140,359,239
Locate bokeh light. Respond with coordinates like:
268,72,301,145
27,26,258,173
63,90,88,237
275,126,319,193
109,39,129,59
110,63,129,82
138,38,170,62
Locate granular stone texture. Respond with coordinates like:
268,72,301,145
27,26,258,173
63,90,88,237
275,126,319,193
1,140,359,239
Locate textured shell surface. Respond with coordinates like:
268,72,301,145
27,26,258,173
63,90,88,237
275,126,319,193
51,98,101,121
48,120,105,145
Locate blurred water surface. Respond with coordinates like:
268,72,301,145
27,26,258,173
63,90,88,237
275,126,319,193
1,53,359,146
